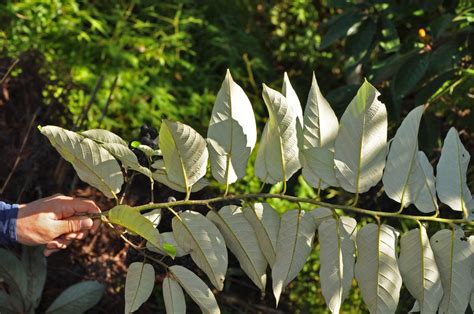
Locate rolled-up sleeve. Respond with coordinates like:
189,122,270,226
0,201,19,244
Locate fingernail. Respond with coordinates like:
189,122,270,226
80,218,93,230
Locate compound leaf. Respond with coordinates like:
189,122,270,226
124,263,155,313
207,70,257,185
399,227,443,313
172,211,228,291
319,217,357,313
272,210,316,305
40,125,123,199
169,265,220,314
355,223,402,314
334,80,388,194
207,205,267,291
242,202,281,267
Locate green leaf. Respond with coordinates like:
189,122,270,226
108,205,161,250
162,276,186,314
334,80,388,194
207,205,267,291
318,217,356,313
40,125,123,199
124,262,155,313
255,84,301,184
414,152,439,213
207,69,257,185
346,18,377,62
131,141,161,157
272,210,316,305
46,281,104,314
159,120,208,192
146,232,189,258
0,289,16,314
399,227,443,313
169,265,220,314
379,19,400,53
242,202,281,267
301,73,339,189
0,249,27,310
383,106,425,209
320,12,363,49
431,228,471,313
354,224,402,313
21,246,47,311
172,211,228,291
436,128,472,217
393,53,430,98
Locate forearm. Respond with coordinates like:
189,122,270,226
0,201,19,244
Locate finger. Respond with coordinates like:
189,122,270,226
54,216,94,236
46,237,72,250
51,197,101,219
91,218,101,234
44,248,61,257
63,231,88,240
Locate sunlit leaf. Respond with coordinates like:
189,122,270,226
272,210,316,305
207,205,267,291
172,211,228,290
242,202,281,267
414,152,439,213
399,227,443,313
334,80,388,194
319,217,356,313
383,105,425,209
39,125,123,199
436,127,472,218
207,70,257,185
159,120,208,192
255,84,301,184
431,228,471,313
301,73,339,188
354,223,402,313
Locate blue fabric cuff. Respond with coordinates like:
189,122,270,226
0,201,19,244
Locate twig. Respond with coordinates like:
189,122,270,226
0,58,20,85
1,107,39,195
73,74,105,131
98,75,119,128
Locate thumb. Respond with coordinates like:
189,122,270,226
54,216,94,235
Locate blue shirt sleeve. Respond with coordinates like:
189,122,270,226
0,201,19,245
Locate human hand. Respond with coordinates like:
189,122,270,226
16,194,101,256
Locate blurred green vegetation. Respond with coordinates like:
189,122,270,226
1,0,473,312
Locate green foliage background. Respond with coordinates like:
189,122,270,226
1,0,473,312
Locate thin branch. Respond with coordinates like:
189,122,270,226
93,193,472,225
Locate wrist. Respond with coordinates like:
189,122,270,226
0,201,19,244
